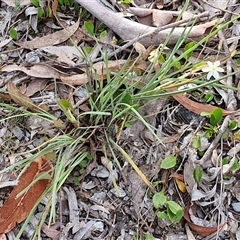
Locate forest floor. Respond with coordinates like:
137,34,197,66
0,0,240,239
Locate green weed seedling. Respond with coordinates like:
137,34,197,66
202,108,223,138
31,0,51,18
84,20,107,39
219,157,240,181
152,155,183,223
153,191,183,223
58,0,76,11
191,135,202,149
84,21,95,36
132,233,155,240
229,120,238,131
9,28,18,40
58,99,79,127
31,0,78,18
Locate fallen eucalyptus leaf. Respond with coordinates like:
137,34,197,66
0,156,53,233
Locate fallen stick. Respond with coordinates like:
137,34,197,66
75,0,215,48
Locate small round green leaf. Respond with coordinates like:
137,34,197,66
191,135,201,149
210,108,223,127
145,234,155,240
160,155,177,169
229,120,238,131
236,58,240,67
231,159,240,171
99,30,107,39
167,200,182,214
152,191,167,208
9,28,18,40
37,8,44,18
194,167,203,182
204,93,214,103
84,21,94,36
31,0,40,7
156,211,168,220
85,46,92,53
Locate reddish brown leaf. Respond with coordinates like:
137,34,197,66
0,234,7,240
184,202,227,237
0,156,53,234
171,92,239,116
52,0,66,29
171,173,184,181
0,93,12,101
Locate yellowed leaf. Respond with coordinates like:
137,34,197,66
175,178,186,193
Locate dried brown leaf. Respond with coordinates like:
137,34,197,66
133,42,146,55
52,0,65,29
0,156,53,233
1,64,63,79
41,224,60,238
60,74,89,85
171,92,239,116
0,39,12,48
40,46,83,63
129,7,152,17
18,20,79,49
7,81,48,112
0,93,12,101
0,234,7,240
25,79,48,97
152,10,175,27
60,60,127,85
129,8,194,27
184,202,227,237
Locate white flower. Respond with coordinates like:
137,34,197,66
201,61,224,80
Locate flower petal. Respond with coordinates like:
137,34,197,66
202,67,211,72
217,67,224,72
214,60,220,67
213,71,220,79
207,61,214,68
207,71,213,80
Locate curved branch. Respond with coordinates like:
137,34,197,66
75,0,215,47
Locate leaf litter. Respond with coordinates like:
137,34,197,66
0,0,240,239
